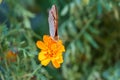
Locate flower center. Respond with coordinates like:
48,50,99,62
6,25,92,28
45,49,55,58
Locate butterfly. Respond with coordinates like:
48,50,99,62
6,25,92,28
48,5,58,40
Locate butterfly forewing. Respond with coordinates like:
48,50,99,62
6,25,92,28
48,5,58,40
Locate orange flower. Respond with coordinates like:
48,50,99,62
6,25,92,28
36,35,65,68
6,50,17,62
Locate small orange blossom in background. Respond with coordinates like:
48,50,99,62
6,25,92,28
6,50,17,63
36,35,65,68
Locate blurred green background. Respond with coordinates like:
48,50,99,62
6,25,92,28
0,0,120,80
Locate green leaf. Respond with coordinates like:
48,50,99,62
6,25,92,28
76,40,85,53
61,5,69,16
88,26,100,35
67,21,77,37
84,32,99,48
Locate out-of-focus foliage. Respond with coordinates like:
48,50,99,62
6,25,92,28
0,0,120,80
59,0,120,80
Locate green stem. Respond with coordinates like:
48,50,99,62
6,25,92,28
27,64,42,80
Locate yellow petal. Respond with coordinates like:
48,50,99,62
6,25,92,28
59,45,65,52
60,45,65,52
52,59,60,68
41,58,50,66
57,40,65,52
54,54,63,63
57,56,63,63
51,43,57,50
36,41,46,50
56,47,65,55
38,51,47,61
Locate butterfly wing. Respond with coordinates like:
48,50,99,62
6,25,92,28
48,5,58,40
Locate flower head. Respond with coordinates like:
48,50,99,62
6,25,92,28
6,50,17,62
36,35,65,68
